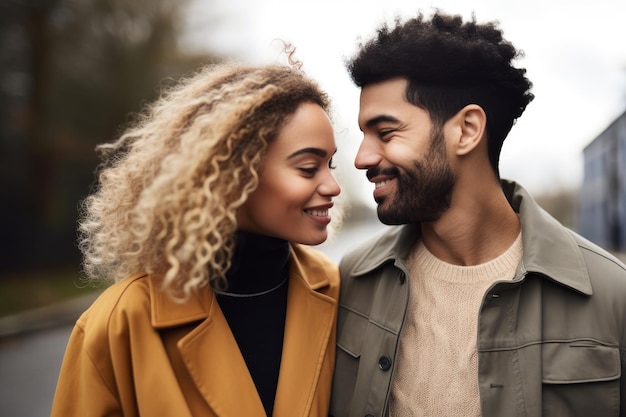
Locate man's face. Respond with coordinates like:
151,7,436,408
356,78,455,225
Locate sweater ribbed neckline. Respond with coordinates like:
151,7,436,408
409,232,523,284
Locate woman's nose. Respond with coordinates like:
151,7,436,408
319,169,341,197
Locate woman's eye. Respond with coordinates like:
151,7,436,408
299,167,318,175
328,158,336,170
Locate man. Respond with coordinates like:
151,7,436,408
330,11,626,417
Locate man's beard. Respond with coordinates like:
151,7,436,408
371,128,455,225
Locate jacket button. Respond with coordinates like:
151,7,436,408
378,355,392,371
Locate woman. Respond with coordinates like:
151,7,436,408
51,61,341,417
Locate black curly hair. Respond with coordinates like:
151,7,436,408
347,11,534,176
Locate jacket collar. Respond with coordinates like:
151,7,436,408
350,223,420,279
502,180,591,295
349,180,591,295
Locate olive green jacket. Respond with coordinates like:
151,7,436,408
330,180,626,417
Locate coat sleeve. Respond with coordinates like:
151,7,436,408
50,322,123,417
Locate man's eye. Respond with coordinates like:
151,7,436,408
379,130,394,140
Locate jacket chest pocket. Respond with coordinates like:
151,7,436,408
336,307,368,359
542,341,620,416
331,307,368,417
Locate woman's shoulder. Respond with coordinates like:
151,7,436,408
64,273,168,368
291,244,337,270
291,244,339,291
76,273,154,333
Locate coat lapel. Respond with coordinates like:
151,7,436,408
178,294,266,416
150,280,265,416
273,245,338,417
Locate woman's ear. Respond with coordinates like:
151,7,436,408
454,104,487,156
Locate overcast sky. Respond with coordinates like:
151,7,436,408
182,0,626,204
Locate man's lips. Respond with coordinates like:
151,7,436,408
367,167,399,190
370,175,396,202
375,179,392,189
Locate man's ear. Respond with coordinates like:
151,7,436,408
453,104,487,156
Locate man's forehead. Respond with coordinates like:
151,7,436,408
360,77,408,99
358,79,418,127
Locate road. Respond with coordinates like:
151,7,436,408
0,325,72,417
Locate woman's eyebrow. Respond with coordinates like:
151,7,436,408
287,147,328,159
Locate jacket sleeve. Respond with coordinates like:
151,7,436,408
622,346,626,417
50,323,122,417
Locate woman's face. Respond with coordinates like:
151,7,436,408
238,102,341,245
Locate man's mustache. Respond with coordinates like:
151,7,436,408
366,166,400,181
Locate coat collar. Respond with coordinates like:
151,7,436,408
148,243,337,416
348,180,592,295
149,244,334,328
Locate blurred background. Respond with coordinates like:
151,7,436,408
0,0,625,415
0,0,218,314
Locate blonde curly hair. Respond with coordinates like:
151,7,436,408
79,61,331,300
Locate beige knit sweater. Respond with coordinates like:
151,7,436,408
389,233,523,417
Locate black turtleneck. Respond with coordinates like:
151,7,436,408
215,231,290,416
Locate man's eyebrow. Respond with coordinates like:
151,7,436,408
363,114,401,130
287,147,328,159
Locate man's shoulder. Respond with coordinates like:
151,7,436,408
340,225,409,277
570,231,626,283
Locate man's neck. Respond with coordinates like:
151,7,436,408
420,183,521,266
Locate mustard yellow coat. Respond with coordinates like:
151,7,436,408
51,244,339,417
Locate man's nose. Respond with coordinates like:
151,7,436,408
354,137,382,170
